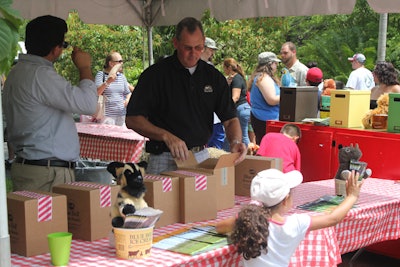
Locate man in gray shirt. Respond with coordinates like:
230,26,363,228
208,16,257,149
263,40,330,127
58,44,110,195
3,15,97,192
280,42,309,86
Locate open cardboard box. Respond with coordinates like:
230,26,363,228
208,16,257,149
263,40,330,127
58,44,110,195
176,152,239,210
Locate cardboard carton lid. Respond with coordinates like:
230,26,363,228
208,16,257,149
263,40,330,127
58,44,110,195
176,152,239,170
53,182,119,191
7,190,63,200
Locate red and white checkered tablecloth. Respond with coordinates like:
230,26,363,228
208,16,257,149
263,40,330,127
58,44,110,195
291,178,400,256
11,178,400,267
76,123,147,163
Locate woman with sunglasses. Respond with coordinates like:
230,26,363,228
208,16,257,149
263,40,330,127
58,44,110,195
95,51,132,126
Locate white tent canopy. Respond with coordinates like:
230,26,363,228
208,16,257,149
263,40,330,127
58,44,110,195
11,0,400,64
12,0,360,64
12,0,358,26
12,0,400,26
3,1,400,266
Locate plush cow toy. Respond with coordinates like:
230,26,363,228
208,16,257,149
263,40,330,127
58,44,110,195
107,161,148,228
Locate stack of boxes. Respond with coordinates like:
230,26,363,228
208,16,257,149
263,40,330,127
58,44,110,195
7,153,284,256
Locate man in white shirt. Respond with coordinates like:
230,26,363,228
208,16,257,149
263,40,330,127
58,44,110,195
345,53,375,90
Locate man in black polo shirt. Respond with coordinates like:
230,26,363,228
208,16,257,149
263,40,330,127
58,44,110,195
126,17,246,174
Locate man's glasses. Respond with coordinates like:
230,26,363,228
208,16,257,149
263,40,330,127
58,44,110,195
62,41,69,49
182,45,204,52
113,60,124,63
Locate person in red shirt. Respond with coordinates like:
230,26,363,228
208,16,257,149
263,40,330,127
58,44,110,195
257,123,301,173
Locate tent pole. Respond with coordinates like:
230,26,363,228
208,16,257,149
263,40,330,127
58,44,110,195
377,13,388,62
0,88,11,267
147,26,154,66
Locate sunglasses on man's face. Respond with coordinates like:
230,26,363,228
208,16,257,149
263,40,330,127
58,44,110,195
113,60,124,63
62,41,69,49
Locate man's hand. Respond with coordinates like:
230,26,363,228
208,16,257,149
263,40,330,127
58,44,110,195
164,134,189,161
71,47,93,81
230,142,246,165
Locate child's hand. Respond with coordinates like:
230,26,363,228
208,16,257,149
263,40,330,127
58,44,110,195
346,170,363,198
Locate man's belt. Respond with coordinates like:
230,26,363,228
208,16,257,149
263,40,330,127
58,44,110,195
15,157,76,169
145,141,205,154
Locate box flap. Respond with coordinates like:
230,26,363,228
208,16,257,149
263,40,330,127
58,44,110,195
175,152,199,168
8,190,63,200
176,152,239,170
53,182,118,192
198,153,239,169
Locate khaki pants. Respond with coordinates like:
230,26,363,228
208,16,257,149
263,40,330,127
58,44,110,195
11,162,75,192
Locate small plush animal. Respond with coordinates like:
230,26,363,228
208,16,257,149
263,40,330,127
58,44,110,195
107,161,148,228
322,79,336,96
334,144,371,180
362,93,389,129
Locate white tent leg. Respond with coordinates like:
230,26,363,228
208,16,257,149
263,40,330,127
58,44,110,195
0,90,11,267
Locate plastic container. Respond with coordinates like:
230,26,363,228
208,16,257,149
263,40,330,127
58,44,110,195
114,227,153,259
279,86,319,122
320,95,331,111
387,93,400,133
75,160,112,184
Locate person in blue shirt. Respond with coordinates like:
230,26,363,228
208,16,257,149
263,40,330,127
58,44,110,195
249,52,281,144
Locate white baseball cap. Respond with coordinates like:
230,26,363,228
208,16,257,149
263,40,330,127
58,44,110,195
205,37,218,50
348,53,366,64
251,169,303,207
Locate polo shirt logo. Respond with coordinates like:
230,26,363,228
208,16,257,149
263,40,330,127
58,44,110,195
204,85,213,93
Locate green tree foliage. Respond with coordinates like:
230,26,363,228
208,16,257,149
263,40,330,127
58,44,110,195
0,0,23,75
4,0,400,86
55,12,144,86
297,0,379,82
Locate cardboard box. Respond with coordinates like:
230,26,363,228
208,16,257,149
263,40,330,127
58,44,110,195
235,156,283,196
52,182,119,241
7,190,68,256
387,93,400,133
329,90,370,128
143,174,180,228
279,86,319,122
178,153,238,211
162,170,217,224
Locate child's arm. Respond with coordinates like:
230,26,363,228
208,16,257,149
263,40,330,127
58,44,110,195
309,170,363,231
215,217,236,234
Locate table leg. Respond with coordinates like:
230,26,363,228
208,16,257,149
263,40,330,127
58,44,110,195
349,247,365,267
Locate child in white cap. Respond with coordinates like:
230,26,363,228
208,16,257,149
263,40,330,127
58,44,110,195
216,168,363,266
